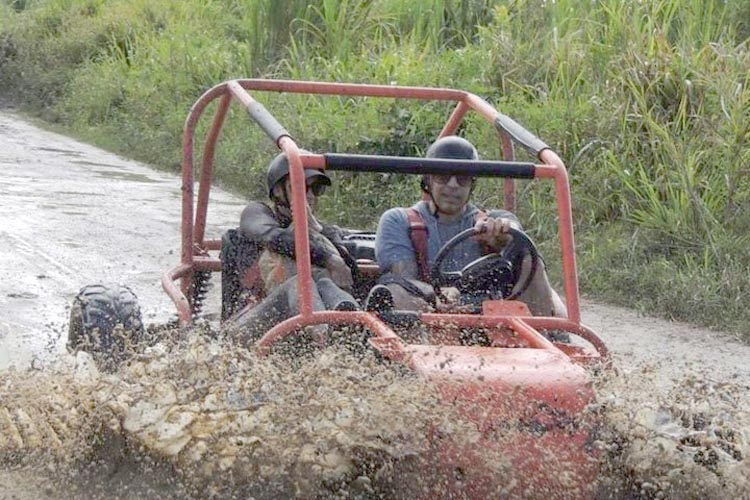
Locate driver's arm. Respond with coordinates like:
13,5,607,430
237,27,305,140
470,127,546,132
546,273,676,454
474,209,568,317
374,208,420,279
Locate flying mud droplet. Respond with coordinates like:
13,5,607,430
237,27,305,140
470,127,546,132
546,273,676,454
592,362,750,499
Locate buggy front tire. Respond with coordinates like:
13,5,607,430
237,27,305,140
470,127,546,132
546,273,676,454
68,283,144,370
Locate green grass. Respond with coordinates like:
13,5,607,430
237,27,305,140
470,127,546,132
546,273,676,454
0,0,749,339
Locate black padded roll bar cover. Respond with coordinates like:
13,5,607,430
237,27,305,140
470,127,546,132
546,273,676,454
245,100,291,145
494,113,550,158
323,154,536,178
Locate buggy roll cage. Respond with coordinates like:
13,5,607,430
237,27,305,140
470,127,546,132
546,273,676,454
164,79,607,358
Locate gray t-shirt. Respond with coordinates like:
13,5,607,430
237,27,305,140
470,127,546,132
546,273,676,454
374,200,519,275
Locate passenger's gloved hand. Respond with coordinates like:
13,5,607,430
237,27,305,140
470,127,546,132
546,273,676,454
326,253,354,290
306,204,323,233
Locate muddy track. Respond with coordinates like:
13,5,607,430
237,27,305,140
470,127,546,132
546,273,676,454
0,109,245,370
1,108,748,498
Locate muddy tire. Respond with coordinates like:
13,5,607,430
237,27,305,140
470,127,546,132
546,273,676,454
67,283,144,370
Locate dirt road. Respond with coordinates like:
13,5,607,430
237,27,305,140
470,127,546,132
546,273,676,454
0,109,245,370
1,108,748,498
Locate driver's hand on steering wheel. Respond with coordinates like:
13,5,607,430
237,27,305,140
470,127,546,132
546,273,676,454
473,217,518,250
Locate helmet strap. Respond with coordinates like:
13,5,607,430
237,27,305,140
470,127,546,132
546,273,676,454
428,191,442,218
271,180,289,205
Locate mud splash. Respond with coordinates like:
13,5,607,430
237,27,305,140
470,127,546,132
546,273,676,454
0,331,513,499
594,362,750,499
1,334,748,499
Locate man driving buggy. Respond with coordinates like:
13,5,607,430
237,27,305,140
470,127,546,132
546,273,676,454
222,151,360,343
370,136,566,317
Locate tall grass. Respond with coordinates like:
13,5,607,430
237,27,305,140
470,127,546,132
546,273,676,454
0,0,748,337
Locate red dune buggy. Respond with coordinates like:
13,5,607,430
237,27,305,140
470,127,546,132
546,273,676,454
69,79,609,498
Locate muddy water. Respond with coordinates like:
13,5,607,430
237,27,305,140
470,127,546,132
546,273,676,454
0,108,749,498
0,109,245,370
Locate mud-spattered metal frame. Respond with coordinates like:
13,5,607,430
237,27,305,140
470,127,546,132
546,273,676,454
163,78,609,498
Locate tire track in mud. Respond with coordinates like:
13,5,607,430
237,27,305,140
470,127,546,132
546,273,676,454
0,230,80,370
0,108,749,498
3,231,91,290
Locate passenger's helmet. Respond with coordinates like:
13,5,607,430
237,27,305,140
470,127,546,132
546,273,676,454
266,151,331,200
422,136,478,192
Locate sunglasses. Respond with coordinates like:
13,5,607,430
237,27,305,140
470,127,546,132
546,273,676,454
306,180,327,196
432,174,474,187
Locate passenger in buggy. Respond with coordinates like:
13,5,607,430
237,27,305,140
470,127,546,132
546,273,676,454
221,152,360,345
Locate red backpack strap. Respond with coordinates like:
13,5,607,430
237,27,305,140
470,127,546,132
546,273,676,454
404,208,430,282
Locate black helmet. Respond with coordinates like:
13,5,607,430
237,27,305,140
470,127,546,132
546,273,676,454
266,151,331,200
426,135,479,160
422,136,478,192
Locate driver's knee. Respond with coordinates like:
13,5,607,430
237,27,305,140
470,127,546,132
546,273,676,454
550,290,568,318
370,274,436,312
516,258,567,317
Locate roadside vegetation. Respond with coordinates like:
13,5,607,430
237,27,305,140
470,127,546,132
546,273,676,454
1,0,748,339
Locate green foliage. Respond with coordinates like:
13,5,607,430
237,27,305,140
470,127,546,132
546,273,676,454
0,0,749,338
578,223,750,335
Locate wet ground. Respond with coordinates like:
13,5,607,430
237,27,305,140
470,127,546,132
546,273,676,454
0,109,245,370
0,108,748,498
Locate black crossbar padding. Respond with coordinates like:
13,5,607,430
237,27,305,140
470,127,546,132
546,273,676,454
245,101,290,144
324,154,536,179
494,114,549,157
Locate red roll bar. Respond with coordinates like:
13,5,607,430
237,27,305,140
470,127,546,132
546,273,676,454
167,79,586,341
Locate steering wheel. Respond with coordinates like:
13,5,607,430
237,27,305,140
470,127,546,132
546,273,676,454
430,226,540,304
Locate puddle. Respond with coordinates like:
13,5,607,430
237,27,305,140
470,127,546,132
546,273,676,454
91,169,161,183
34,146,83,156
70,159,131,169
